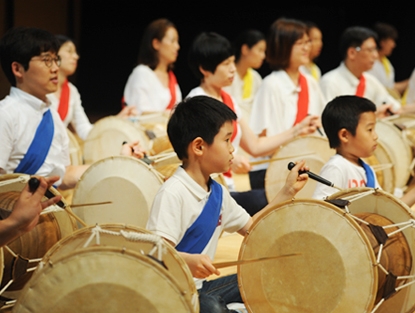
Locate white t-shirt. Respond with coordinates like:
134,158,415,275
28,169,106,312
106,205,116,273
48,82,93,141
320,62,401,111
312,154,380,200
147,166,251,289
300,63,322,81
0,87,70,185
367,58,395,90
249,70,326,170
123,64,182,114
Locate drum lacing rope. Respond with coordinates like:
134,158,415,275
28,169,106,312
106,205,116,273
339,191,415,313
83,225,166,261
0,246,40,296
0,176,27,187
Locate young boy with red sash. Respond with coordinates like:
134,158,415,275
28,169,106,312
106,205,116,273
186,31,318,216
147,95,310,313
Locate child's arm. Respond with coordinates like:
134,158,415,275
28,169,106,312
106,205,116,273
163,237,220,278
237,160,309,236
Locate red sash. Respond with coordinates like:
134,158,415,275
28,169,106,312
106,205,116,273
58,79,70,121
220,90,237,142
293,74,309,126
356,75,366,97
166,71,177,110
220,90,238,178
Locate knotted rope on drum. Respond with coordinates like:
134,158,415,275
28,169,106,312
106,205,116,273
327,189,415,313
84,225,166,262
0,176,28,187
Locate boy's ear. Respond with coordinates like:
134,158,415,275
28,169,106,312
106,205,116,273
338,128,350,143
190,137,205,156
11,61,24,79
198,66,211,79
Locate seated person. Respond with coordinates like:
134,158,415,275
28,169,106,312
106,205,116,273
0,27,141,189
320,26,415,116
0,176,61,247
312,96,380,199
312,95,415,208
147,95,309,313
368,22,408,97
186,31,317,215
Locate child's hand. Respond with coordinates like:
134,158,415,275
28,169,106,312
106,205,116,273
120,141,147,159
284,160,309,196
179,252,220,278
297,115,320,136
116,106,138,118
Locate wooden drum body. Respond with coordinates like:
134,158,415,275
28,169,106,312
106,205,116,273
71,156,163,228
12,224,199,313
0,174,77,301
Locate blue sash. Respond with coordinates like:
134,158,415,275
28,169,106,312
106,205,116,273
176,179,223,254
360,159,375,188
14,110,54,175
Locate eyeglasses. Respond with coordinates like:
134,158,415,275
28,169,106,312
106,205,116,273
355,46,378,54
294,39,312,47
31,55,61,68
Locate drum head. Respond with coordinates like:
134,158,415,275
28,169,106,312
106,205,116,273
83,116,150,164
238,199,377,312
385,113,415,147
13,224,198,313
375,120,413,189
265,135,334,201
71,156,163,228
328,188,415,313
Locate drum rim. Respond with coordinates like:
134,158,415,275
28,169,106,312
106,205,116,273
238,198,378,312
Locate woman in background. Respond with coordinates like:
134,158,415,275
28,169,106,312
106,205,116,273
123,18,181,115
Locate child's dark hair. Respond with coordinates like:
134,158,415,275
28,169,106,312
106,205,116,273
167,95,237,160
322,95,377,148
0,26,59,86
233,29,265,63
339,26,377,61
188,32,234,80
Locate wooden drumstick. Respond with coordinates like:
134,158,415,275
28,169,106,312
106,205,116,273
288,162,343,191
29,177,88,227
249,152,314,166
69,201,112,208
213,253,300,269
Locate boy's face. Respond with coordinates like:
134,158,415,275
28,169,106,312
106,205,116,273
15,51,59,101
59,41,79,77
347,111,378,159
204,56,236,89
202,121,235,173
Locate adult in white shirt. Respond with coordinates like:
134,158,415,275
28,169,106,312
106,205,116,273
123,18,182,115
249,18,325,190
368,22,408,97
320,26,415,115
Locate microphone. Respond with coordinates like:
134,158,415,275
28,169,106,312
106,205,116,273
287,162,338,189
28,177,65,208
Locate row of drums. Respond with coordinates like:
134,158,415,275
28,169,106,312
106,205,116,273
0,113,415,311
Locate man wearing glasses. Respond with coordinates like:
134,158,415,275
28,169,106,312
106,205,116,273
0,27,88,189
320,26,415,116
